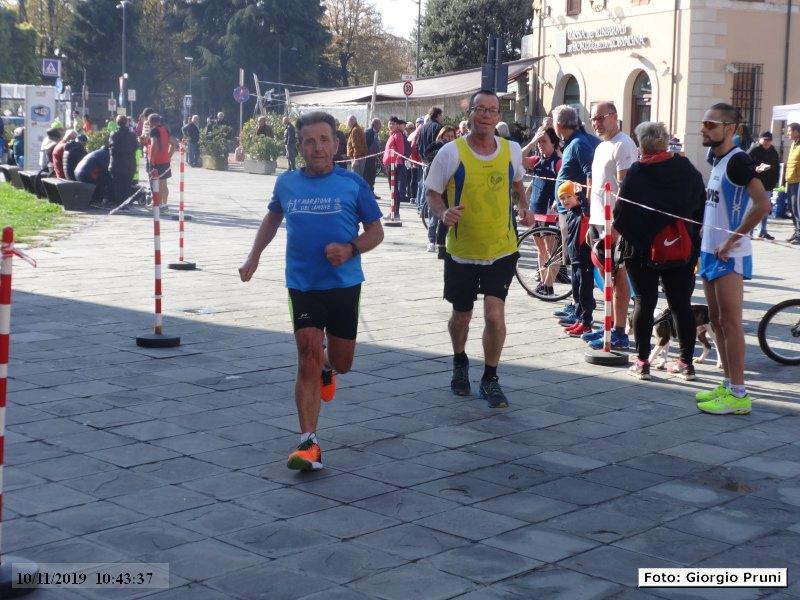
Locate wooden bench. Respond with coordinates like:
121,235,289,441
50,180,96,211
0,165,23,188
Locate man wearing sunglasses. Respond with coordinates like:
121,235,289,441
696,103,770,415
426,89,532,408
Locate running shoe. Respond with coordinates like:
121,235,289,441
437,246,446,260
558,315,579,327
628,358,651,380
758,233,775,240
479,376,508,408
287,439,323,471
321,367,336,402
564,321,583,333
694,382,728,402
451,361,471,396
698,389,751,415
553,304,576,318
588,330,629,350
667,359,696,381
568,323,593,337
426,242,436,252
581,328,604,342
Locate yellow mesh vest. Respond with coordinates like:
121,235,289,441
445,136,517,260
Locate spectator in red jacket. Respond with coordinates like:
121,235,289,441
52,129,77,179
382,116,407,219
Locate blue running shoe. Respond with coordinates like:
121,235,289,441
581,328,604,342
479,376,508,408
553,304,576,318
558,315,579,326
588,330,630,350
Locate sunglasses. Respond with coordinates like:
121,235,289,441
590,112,615,122
701,120,734,130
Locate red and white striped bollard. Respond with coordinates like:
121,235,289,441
0,227,39,597
585,182,626,366
136,172,181,348
383,152,402,227
168,143,196,270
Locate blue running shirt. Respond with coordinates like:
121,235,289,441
268,166,382,291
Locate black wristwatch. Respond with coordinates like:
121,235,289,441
349,241,360,257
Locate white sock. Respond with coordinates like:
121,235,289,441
723,378,731,389
731,385,747,398
300,432,316,444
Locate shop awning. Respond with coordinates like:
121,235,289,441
290,58,540,106
771,102,800,122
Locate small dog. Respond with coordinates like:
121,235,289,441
646,305,720,369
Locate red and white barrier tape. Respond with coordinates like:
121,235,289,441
1,241,37,268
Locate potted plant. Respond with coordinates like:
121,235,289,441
240,119,283,175
199,125,231,170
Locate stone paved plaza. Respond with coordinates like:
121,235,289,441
4,161,800,600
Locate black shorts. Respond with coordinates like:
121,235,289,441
288,284,361,340
153,163,172,180
444,252,519,312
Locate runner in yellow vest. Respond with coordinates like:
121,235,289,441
426,89,532,408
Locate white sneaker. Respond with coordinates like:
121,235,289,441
426,242,436,252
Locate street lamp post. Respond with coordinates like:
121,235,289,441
415,0,422,78
116,0,130,110
184,57,194,124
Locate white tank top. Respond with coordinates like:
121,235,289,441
701,148,752,258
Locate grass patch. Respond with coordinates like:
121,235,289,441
0,182,65,242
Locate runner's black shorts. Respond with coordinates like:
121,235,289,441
153,163,172,180
444,252,519,312
288,284,361,340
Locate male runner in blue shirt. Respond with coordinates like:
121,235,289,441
239,111,384,470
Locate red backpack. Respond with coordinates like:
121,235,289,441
650,219,692,269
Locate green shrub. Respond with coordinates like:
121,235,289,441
200,125,232,160
86,130,109,152
240,119,284,161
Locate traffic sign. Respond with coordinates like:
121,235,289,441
403,81,414,97
184,94,193,108
233,86,250,103
127,89,136,102
401,74,416,81
108,98,117,113
54,78,64,94
42,58,61,78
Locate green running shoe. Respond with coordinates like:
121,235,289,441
697,389,751,415
694,383,727,403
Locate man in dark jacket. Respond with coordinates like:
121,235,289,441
283,116,297,171
75,145,111,203
182,115,201,167
63,134,88,180
110,115,139,204
748,131,780,239
418,106,443,164
364,118,381,194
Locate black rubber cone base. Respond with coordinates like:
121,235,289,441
1,556,39,598
136,333,181,348
170,214,193,221
383,218,403,227
168,261,197,271
584,348,628,366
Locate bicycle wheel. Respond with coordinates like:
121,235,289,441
419,202,429,230
515,226,572,302
758,298,800,365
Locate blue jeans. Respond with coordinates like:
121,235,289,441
187,140,199,167
788,182,800,236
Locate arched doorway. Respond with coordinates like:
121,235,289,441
563,75,581,111
630,71,652,137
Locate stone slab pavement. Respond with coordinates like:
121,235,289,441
3,159,800,600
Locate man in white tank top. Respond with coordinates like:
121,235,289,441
696,103,770,416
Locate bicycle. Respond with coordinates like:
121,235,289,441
515,214,572,302
757,298,800,365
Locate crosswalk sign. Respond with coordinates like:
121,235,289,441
42,58,61,78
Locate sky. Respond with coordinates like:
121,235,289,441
372,0,425,40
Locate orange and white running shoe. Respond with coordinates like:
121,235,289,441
287,439,323,471
321,367,336,403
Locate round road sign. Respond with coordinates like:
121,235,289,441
233,86,251,103
403,81,413,97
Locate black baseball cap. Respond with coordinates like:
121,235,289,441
760,131,772,139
